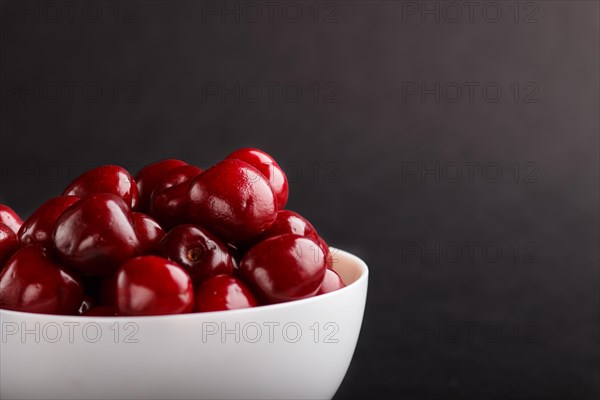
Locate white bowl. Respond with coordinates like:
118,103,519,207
0,248,368,400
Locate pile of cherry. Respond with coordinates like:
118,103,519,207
0,148,344,316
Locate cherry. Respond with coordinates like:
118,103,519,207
18,196,80,248
188,159,277,243
158,224,234,284
150,165,203,228
152,165,204,194
195,274,257,312
267,210,318,240
0,204,23,234
63,165,139,209
84,306,118,316
131,212,165,254
0,223,20,269
239,234,326,304
226,148,289,209
0,246,84,315
53,194,141,276
316,236,334,269
135,159,188,212
150,182,191,229
114,256,194,316
317,268,345,295
0,150,343,316
245,210,318,250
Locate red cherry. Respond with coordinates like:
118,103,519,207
194,275,257,312
151,164,203,195
0,223,21,269
115,256,194,316
239,234,326,304
317,268,345,295
0,204,23,234
158,224,234,284
150,165,203,228
63,165,139,209
226,148,289,209
267,210,318,239
188,159,277,243
317,236,334,269
84,306,118,316
135,159,188,212
150,182,191,229
131,212,165,254
245,210,318,250
0,246,84,315
53,194,141,276
17,196,80,248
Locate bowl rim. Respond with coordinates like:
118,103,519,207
0,248,369,322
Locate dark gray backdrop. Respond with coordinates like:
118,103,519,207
0,1,599,399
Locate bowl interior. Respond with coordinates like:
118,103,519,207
331,248,368,286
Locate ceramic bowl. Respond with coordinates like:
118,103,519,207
0,248,368,400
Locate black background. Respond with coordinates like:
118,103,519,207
1,1,599,399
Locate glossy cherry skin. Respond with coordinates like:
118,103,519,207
267,210,318,239
53,194,141,276
150,165,203,228
152,165,204,194
195,275,257,312
245,210,318,249
84,306,118,316
239,234,326,304
132,212,165,254
135,159,188,212
226,148,289,209
318,236,334,269
18,196,80,248
0,223,21,269
158,224,234,284
0,246,84,315
188,159,278,243
114,256,194,316
150,182,191,229
317,268,345,295
63,165,139,209
0,204,23,234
